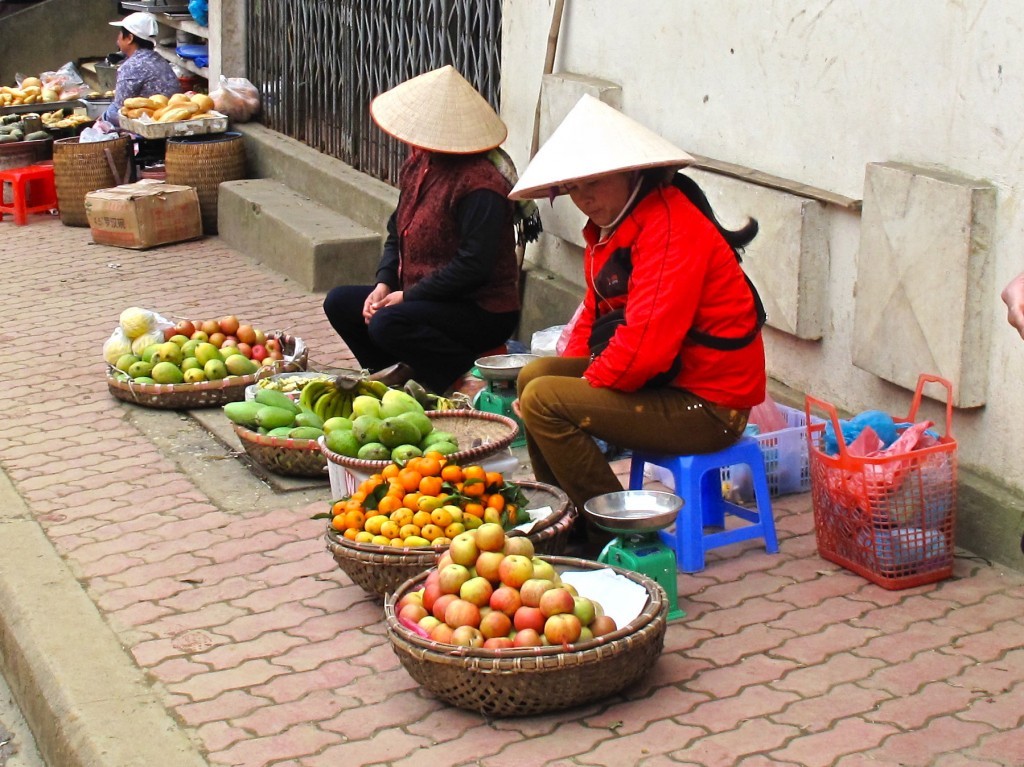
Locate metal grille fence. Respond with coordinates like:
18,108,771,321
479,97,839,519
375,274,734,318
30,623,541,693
246,0,502,186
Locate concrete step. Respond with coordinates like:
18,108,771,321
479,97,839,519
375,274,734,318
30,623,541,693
218,178,381,292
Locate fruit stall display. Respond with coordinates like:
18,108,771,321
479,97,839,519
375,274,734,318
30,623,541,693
324,456,575,596
103,307,307,408
383,523,668,716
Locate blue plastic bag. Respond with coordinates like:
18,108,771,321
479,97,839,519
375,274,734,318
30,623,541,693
823,410,899,455
189,0,208,27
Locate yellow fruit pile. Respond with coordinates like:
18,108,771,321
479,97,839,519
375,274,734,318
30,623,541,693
329,455,528,549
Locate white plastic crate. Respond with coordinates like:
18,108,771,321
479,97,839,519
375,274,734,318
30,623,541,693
724,404,822,499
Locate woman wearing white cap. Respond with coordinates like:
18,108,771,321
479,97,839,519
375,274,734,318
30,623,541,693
324,66,539,394
510,96,766,546
102,12,180,127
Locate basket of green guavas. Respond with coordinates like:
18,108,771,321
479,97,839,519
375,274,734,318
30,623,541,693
382,524,667,717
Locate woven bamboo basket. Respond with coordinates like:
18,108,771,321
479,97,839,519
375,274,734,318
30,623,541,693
107,334,307,409
383,556,668,717
319,410,519,477
233,424,328,478
52,134,132,227
325,480,576,597
165,132,246,234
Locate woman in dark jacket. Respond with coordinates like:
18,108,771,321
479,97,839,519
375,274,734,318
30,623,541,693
323,66,534,394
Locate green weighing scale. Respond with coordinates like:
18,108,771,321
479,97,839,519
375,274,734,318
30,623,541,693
471,353,540,448
583,490,686,621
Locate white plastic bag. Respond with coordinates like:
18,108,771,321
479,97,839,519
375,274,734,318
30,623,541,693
531,325,565,357
556,302,586,356
40,62,88,101
210,75,261,122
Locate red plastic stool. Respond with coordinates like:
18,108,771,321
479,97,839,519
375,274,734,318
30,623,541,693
0,164,58,226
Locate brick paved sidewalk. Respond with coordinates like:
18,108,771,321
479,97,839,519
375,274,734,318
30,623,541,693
2,216,1023,767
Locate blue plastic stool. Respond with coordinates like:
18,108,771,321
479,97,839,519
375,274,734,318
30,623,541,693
628,437,779,573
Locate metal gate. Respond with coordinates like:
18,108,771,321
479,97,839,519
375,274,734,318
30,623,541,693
246,0,502,186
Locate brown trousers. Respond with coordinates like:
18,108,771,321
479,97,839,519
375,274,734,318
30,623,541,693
516,356,748,519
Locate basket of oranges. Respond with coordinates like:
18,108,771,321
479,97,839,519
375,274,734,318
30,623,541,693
323,455,576,597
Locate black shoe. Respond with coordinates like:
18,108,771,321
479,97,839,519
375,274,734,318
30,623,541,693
367,362,415,388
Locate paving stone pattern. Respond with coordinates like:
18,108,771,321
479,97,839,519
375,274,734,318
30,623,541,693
3,216,1024,766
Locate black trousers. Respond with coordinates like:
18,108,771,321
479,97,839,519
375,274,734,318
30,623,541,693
323,285,519,393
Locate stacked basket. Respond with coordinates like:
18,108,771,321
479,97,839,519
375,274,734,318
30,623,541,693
326,479,576,597
383,556,668,717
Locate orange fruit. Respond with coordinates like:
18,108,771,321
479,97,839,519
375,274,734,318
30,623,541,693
343,509,365,531
418,475,443,497
344,527,359,540
485,472,503,489
402,492,422,511
441,465,464,484
332,500,347,515
418,456,442,477
486,494,505,512
386,480,406,499
463,465,486,482
463,502,484,519
331,515,347,532
350,489,368,502
344,498,364,513
376,495,402,515
398,469,423,493
382,463,400,480
462,480,485,498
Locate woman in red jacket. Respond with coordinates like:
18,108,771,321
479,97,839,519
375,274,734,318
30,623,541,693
510,95,766,544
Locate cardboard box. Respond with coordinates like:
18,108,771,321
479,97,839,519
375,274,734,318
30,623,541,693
85,180,202,250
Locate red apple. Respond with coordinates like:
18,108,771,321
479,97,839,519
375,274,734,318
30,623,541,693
430,622,454,644
489,585,523,617
444,598,481,629
173,320,196,338
431,593,458,622
436,551,453,570
399,603,428,624
539,587,576,618
422,578,442,612
475,522,506,552
544,613,582,645
449,532,478,567
220,337,238,349
512,628,542,647
219,315,240,336
264,337,281,353
163,326,177,341
503,536,535,558
250,344,268,362
438,563,471,595
513,605,546,633
395,591,422,613
483,636,515,650
474,551,505,584
519,578,555,608
479,609,512,639
459,576,493,607
498,554,534,589
450,625,484,647
590,615,618,637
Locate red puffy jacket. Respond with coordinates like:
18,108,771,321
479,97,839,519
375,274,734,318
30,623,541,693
563,182,766,408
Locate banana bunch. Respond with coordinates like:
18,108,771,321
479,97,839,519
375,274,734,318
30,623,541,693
299,379,355,421
257,373,334,393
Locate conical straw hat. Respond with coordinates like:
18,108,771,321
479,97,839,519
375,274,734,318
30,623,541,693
370,66,508,154
509,95,694,200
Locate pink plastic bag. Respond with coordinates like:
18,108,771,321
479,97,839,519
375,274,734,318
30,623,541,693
749,393,789,434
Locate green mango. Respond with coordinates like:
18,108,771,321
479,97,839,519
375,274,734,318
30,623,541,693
288,426,324,440
254,405,296,430
224,401,264,428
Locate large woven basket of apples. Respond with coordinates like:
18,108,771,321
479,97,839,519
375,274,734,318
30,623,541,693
383,522,668,717
104,307,307,409
324,455,576,598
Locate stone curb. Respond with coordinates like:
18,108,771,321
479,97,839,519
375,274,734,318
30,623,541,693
0,469,208,767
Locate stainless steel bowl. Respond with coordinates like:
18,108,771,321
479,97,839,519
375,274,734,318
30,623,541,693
583,490,683,534
474,353,541,381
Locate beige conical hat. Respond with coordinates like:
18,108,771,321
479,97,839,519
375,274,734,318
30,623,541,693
509,95,694,200
370,66,508,154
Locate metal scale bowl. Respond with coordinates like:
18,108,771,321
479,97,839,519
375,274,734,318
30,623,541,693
471,354,539,447
584,490,686,620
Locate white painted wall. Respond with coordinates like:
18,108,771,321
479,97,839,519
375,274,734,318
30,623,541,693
501,0,1024,490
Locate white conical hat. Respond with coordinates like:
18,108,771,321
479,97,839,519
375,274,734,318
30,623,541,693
509,95,694,200
370,66,508,154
